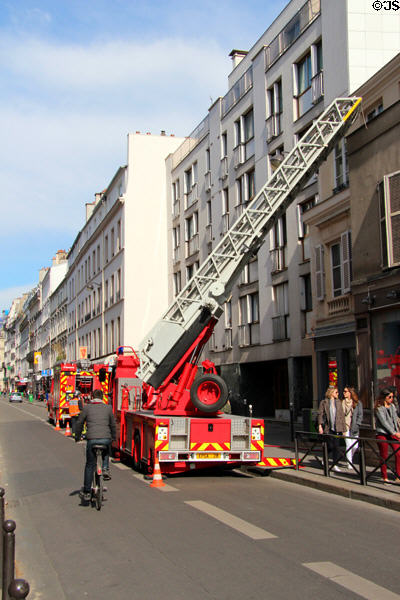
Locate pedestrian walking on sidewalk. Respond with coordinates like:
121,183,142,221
342,386,363,470
375,388,400,484
318,387,346,472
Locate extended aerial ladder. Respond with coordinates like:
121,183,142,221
137,97,362,415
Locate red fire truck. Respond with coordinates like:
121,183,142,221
48,361,110,425
104,98,362,475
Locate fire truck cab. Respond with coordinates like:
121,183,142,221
48,361,110,425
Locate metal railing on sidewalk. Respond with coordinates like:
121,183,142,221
0,488,30,599
294,431,400,487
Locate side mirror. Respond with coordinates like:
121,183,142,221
98,368,107,383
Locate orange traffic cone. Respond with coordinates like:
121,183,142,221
150,457,165,488
64,421,71,437
55,418,60,431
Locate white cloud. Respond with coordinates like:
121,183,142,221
0,35,229,235
0,36,227,94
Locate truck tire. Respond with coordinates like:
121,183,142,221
133,431,142,472
190,374,228,413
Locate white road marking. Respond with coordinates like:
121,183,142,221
185,500,277,540
3,401,47,423
132,472,178,492
303,562,400,599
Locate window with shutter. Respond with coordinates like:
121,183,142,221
315,245,325,300
386,171,400,267
341,230,352,293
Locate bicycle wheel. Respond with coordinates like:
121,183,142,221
95,451,103,511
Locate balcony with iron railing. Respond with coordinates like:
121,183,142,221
221,213,230,234
234,144,245,168
312,71,324,104
185,234,199,258
234,203,246,220
222,67,253,117
220,156,228,179
184,183,198,210
172,199,180,219
171,115,209,169
270,246,287,273
266,113,282,142
272,315,289,341
224,328,232,349
238,323,260,347
173,246,180,264
264,0,320,69
205,171,211,191
296,86,313,118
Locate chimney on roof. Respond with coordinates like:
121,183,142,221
53,250,67,266
229,49,247,68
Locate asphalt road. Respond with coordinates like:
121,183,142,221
1,397,400,600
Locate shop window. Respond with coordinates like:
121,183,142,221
374,310,400,395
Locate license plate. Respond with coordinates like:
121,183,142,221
197,453,221,460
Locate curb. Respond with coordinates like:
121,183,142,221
269,469,400,513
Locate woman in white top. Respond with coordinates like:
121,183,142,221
342,386,363,470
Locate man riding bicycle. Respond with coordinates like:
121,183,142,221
75,389,116,502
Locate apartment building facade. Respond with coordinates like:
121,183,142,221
66,132,184,364
167,0,400,418
347,54,400,417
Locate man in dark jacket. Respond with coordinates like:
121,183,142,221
75,389,117,501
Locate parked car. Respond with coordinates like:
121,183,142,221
9,392,23,403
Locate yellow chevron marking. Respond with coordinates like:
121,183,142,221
267,458,278,466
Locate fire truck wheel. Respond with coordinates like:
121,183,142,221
133,431,142,472
190,374,228,413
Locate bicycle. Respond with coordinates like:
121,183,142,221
90,444,108,510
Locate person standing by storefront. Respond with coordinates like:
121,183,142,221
318,387,346,472
375,388,400,483
342,386,363,470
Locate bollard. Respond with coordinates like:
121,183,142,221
294,436,299,471
3,520,16,600
359,440,367,486
0,488,5,570
322,440,330,477
8,579,30,600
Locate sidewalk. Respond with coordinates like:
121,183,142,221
258,420,400,513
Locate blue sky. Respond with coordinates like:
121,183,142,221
0,0,288,313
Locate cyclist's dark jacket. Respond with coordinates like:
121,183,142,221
75,401,117,441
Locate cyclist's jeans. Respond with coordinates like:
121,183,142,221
83,438,111,493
